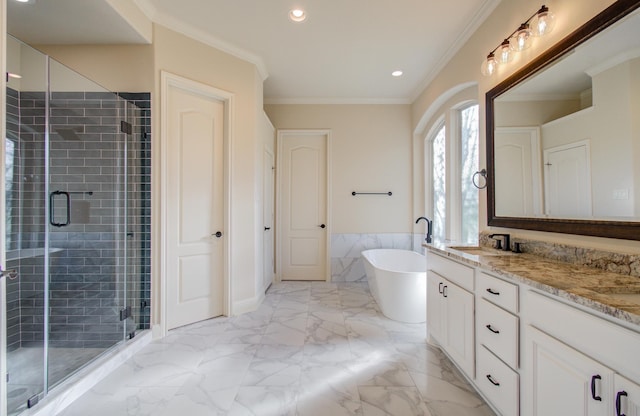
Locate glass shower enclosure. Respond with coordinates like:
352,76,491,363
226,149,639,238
3,37,151,415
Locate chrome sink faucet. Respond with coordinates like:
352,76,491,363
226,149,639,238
416,217,433,243
489,233,511,251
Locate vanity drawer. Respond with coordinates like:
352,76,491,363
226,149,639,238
477,345,519,416
427,252,474,292
477,298,519,369
477,271,518,313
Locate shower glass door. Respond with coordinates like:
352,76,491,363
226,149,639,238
46,59,127,389
5,37,135,416
5,37,49,416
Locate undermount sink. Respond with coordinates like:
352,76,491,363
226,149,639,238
447,245,517,256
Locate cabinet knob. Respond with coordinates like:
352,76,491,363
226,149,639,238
591,375,602,401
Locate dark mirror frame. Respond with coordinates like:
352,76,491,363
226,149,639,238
486,0,640,241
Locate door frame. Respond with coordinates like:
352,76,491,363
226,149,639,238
158,71,232,337
276,129,332,282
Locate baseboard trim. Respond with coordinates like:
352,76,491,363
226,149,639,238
232,291,265,315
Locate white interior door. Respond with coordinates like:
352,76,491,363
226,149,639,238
494,127,543,217
278,131,329,281
544,140,592,218
263,149,275,291
164,75,225,330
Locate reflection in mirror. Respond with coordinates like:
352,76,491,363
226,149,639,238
494,8,640,220
486,1,640,240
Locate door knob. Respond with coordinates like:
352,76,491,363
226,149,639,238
319,224,326,229
213,231,222,238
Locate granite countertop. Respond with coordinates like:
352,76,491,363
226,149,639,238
426,242,640,328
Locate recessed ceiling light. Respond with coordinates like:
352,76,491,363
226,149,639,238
14,0,35,3
289,9,307,23
392,70,403,77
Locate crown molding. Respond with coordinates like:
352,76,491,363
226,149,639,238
410,0,502,103
264,97,412,105
134,0,269,80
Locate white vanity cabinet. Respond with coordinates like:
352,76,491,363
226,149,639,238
525,325,612,416
426,253,475,378
425,247,640,416
475,272,520,416
614,374,640,416
522,290,640,416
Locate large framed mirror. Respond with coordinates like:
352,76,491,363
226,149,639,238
486,0,640,240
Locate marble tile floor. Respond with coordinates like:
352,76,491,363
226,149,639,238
56,282,495,416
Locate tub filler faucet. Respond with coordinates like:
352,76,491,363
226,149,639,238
415,217,433,243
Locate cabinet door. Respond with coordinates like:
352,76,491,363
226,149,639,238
524,326,612,416
427,270,445,343
614,374,640,416
445,280,475,377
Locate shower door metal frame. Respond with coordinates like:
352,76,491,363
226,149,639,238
1,0,9,413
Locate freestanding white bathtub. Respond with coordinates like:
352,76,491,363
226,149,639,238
361,249,427,323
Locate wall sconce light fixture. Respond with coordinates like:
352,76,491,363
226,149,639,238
481,5,555,76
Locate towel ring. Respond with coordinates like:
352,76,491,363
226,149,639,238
472,169,488,189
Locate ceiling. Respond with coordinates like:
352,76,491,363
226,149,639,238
7,0,500,104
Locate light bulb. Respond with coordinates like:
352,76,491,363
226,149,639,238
531,5,555,36
288,9,307,22
498,39,512,64
481,52,499,76
510,23,532,52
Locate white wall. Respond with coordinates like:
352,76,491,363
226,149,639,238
264,104,412,234
35,44,154,92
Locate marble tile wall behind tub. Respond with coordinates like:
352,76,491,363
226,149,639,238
331,233,424,282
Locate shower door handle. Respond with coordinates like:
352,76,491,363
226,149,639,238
0,267,18,280
50,191,71,227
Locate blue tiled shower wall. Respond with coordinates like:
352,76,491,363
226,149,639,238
4,89,151,351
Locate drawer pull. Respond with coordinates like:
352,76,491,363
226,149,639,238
438,282,443,294
616,390,628,416
486,374,500,386
486,324,500,334
442,285,448,298
486,288,500,296
591,375,602,401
